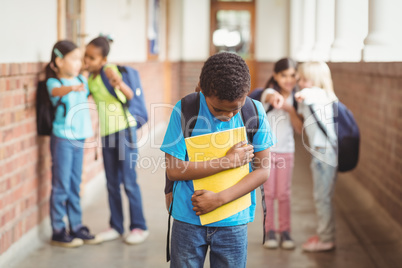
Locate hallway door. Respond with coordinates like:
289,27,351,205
210,0,256,90
57,0,87,51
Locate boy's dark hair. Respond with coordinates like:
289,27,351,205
200,52,250,101
88,36,112,57
264,57,297,90
45,40,77,80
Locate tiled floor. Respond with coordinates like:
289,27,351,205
10,126,402,268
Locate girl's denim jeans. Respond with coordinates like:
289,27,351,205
311,153,338,242
101,127,147,234
171,220,248,268
50,135,84,232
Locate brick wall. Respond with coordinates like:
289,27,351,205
0,60,167,254
178,62,204,98
328,62,402,226
0,62,103,254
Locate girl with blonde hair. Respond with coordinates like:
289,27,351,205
295,61,338,252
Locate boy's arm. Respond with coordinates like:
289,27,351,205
165,140,254,181
191,148,270,216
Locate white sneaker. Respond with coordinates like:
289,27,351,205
124,228,149,245
263,230,279,249
97,228,121,242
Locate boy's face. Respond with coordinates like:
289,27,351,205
204,94,246,122
84,44,106,73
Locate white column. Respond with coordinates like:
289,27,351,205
255,0,289,61
311,0,334,61
168,0,183,61
363,0,402,61
330,0,368,62
289,0,303,59
182,0,210,61
294,0,316,62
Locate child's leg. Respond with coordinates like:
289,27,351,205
311,157,337,242
119,127,147,231
275,153,294,232
171,220,208,268
102,132,124,234
50,136,74,232
262,154,277,232
209,224,248,268
66,139,85,231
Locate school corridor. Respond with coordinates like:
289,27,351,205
3,124,401,268
1,0,402,267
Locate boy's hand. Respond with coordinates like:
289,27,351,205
191,190,222,215
71,84,85,92
223,141,254,169
105,67,122,89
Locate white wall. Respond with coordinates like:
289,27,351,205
255,0,290,61
0,0,57,63
181,0,210,61
168,0,183,61
85,0,147,62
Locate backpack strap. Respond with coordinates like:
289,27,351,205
181,92,200,138
99,66,119,99
240,97,259,144
308,104,337,151
99,66,134,143
53,78,67,117
240,97,268,244
166,92,200,262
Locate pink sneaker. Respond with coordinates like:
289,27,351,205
302,236,335,252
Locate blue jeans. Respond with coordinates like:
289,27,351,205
171,220,248,268
311,153,338,242
50,135,84,232
101,127,147,234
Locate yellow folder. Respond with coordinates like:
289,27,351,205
185,126,251,225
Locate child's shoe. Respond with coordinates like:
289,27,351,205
302,235,335,252
97,228,121,242
263,230,278,249
280,231,295,250
125,228,149,245
71,226,103,245
51,228,83,248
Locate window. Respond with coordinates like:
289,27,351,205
213,10,251,57
147,0,161,60
210,0,255,59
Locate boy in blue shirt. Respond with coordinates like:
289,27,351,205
161,52,275,267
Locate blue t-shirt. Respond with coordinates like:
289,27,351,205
46,75,93,140
160,92,276,227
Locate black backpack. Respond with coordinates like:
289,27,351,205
165,92,262,262
309,101,360,172
36,77,83,136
